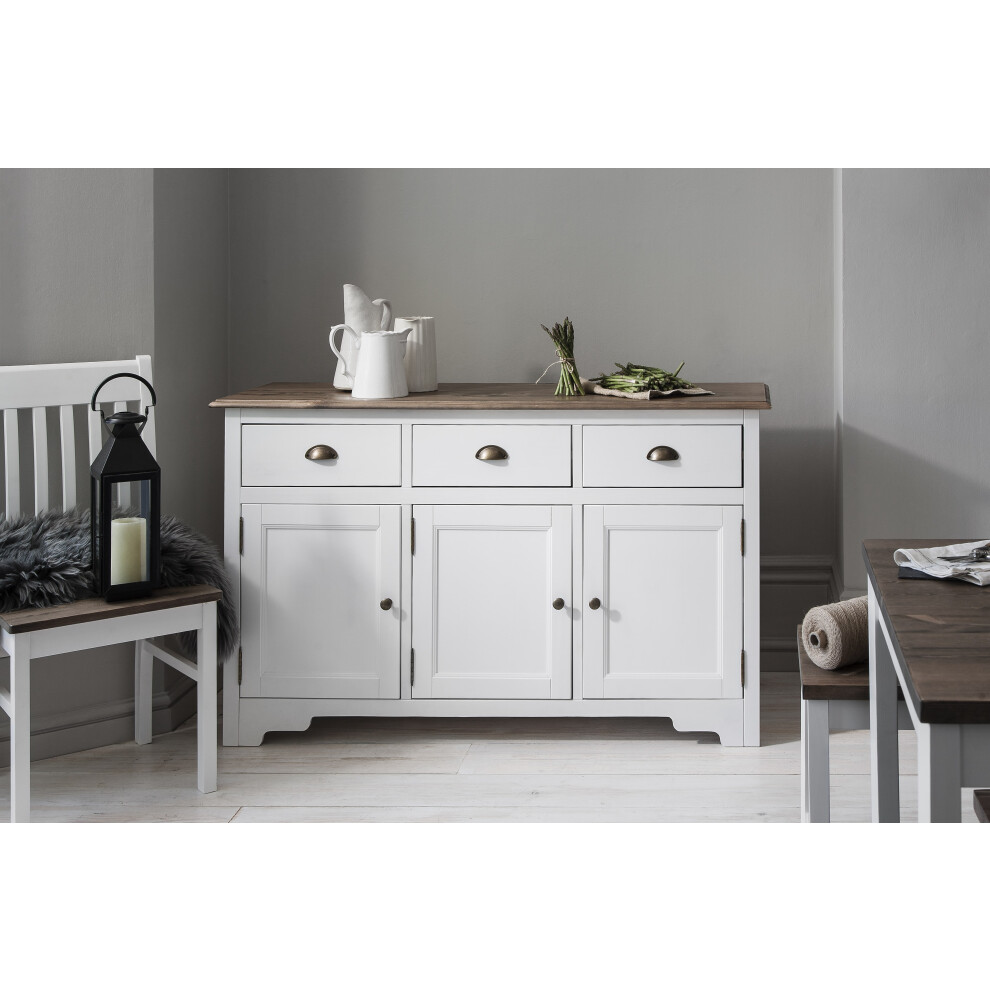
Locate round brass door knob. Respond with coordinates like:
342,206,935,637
475,445,509,461
380,598,393,611
589,597,601,610
306,444,338,461
552,598,565,610
647,445,679,461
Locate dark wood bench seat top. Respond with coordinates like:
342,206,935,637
797,626,870,701
0,584,223,634
797,624,907,704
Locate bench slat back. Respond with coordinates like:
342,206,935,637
1,355,156,519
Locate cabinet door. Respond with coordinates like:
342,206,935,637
583,505,743,700
412,505,571,699
241,503,401,699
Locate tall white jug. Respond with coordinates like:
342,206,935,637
396,316,438,393
330,284,392,389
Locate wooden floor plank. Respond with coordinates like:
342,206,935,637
232,804,795,824
5,806,243,824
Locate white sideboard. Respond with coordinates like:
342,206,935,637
212,382,770,746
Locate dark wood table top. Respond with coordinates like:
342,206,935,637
0,584,223,634
210,381,771,411
863,539,990,723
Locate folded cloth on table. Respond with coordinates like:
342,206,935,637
893,540,990,587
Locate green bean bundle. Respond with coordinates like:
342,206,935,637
540,318,585,396
593,361,695,393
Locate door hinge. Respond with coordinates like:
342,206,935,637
411,516,416,555
238,647,243,685
740,518,745,556
741,649,745,689
410,647,415,687
239,516,244,555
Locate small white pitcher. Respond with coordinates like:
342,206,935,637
331,326,413,400
330,284,393,389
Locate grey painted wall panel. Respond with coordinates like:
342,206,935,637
0,168,154,364
841,169,990,589
153,168,228,546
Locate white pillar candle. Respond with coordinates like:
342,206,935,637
110,517,148,585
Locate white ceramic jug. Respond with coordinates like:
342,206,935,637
331,325,413,400
396,316,438,393
330,284,393,389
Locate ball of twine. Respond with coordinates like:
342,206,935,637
801,597,869,670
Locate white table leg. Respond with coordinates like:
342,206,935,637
801,698,831,822
9,633,31,823
869,583,900,822
134,639,154,745
197,602,218,794
917,721,961,823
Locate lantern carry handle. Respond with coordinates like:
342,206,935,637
91,373,158,429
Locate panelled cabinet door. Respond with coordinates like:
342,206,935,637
241,503,401,699
583,505,743,700
412,505,572,699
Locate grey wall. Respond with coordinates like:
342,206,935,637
839,169,990,591
0,169,154,364
229,168,836,561
153,168,229,546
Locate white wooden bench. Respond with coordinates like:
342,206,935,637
1,356,219,822
799,625,909,822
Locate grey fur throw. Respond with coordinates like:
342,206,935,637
0,509,237,661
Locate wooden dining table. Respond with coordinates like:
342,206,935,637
864,539,990,822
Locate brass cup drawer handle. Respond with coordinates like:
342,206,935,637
552,598,565,611
306,444,338,461
475,445,509,461
646,445,679,462
380,598,393,611
589,597,601,610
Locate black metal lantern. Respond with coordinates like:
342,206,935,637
90,373,161,601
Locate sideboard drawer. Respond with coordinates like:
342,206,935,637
583,425,742,487
242,425,401,486
412,425,571,487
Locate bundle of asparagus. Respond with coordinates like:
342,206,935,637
592,361,696,393
540,318,585,396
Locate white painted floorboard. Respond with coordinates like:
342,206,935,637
0,674,979,823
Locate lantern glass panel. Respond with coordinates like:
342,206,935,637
108,480,152,587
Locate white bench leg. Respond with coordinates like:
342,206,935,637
10,633,31,823
134,639,154,745
802,698,830,822
197,602,218,794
